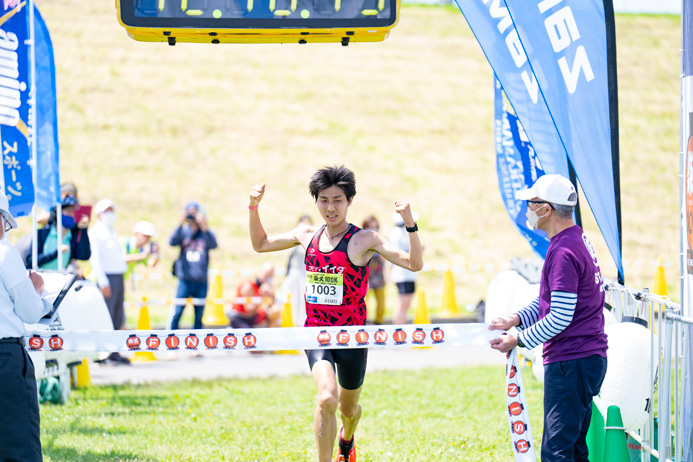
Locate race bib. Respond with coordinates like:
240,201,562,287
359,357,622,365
305,272,343,305
186,250,201,262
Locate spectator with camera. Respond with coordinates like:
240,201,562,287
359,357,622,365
169,202,218,330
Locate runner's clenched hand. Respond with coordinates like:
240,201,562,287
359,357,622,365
249,183,266,208
394,200,415,227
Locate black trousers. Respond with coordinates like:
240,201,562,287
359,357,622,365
542,354,607,462
0,340,42,461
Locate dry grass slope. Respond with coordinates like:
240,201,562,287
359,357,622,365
26,2,682,300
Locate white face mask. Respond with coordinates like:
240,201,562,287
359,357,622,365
101,211,116,226
525,206,549,230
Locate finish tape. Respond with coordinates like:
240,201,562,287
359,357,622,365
25,323,498,353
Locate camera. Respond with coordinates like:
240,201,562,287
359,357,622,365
186,214,195,221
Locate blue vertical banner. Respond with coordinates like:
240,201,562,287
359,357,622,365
494,78,549,258
503,0,623,282
0,0,34,217
454,0,571,181
34,6,59,210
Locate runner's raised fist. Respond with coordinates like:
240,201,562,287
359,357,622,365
249,183,266,208
394,200,415,227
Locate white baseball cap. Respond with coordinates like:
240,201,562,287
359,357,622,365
515,174,577,206
94,198,115,215
133,221,155,237
0,190,18,230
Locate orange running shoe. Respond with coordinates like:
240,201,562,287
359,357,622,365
334,427,356,462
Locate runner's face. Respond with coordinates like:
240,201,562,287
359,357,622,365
316,185,351,225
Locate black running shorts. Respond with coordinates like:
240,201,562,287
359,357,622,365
396,281,416,295
305,348,368,390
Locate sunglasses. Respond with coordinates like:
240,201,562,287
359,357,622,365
526,200,555,210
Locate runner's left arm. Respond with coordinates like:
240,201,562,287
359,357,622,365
370,201,423,272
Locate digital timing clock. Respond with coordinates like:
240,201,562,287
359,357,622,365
116,0,400,45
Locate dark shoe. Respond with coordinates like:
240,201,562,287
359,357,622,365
108,352,131,365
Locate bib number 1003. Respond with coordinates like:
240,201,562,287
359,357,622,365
311,284,337,296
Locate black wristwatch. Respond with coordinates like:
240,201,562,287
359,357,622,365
517,337,526,348
405,223,418,233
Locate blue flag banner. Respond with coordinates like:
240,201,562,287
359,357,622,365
494,78,550,258
454,0,571,182
503,0,623,282
34,6,59,210
0,0,34,217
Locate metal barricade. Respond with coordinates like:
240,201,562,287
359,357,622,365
605,282,690,462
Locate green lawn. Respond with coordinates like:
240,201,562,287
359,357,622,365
40,366,544,462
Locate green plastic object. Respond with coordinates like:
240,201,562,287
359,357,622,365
586,401,605,462
604,405,631,462
38,377,62,405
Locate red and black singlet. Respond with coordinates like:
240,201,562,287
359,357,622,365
304,224,369,327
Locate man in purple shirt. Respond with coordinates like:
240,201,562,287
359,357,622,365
489,174,608,462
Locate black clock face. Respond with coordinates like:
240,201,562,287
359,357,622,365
120,0,398,29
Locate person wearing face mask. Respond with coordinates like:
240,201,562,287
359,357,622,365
89,199,130,364
488,174,608,462
24,195,91,270
0,190,53,461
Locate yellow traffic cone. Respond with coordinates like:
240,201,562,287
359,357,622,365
73,358,91,388
653,257,667,297
414,290,430,324
202,272,228,326
131,297,157,363
277,294,299,355
439,267,459,317
413,290,431,349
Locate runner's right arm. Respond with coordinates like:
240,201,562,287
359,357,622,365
248,183,307,253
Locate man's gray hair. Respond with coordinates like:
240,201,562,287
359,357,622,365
553,192,578,219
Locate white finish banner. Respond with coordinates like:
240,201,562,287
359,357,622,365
505,348,537,461
24,323,500,353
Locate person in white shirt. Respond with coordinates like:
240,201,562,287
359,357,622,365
389,211,419,324
0,190,52,461
89,199,130,364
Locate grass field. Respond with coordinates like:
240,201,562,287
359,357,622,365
40,366,544,462
15,4,682,317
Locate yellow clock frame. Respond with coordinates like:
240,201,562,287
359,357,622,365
116,0,401,46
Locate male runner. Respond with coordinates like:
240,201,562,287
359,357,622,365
249,165,423,462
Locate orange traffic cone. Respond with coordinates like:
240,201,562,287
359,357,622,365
73,358,92,388
131,297,157,362
277,294,299,355
414,290,430,324
653,257,667,297
413,290,431,350
439,267,459,317
202,271,228,326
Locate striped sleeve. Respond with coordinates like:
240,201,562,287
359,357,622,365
515,297,539,331
517,291,577,350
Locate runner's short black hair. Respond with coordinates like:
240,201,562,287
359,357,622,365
309,165,356,202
